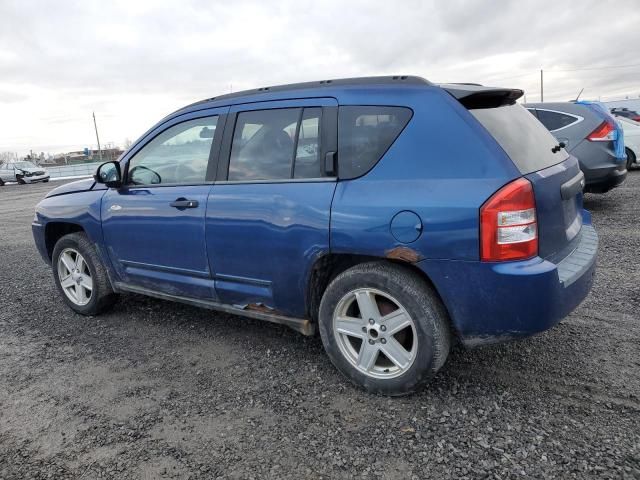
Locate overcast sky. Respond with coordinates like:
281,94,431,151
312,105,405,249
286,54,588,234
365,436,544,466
1,0,640,155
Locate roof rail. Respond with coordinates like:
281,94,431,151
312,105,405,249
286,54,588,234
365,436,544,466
179,75,432,111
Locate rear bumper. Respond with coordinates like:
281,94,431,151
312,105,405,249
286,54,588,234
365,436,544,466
584,163,626,193
417,214,597,347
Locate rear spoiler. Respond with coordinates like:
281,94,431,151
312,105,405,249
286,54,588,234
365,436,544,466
439,83,524,109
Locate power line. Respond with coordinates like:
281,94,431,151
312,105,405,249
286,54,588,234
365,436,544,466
484,61,640,83
548,62,640,73
484,72,535,83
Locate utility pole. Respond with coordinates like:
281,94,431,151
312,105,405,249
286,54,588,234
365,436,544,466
540,69,544,103
93,112,103,162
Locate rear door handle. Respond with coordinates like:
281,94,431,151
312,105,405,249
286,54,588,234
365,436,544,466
170,198,199,209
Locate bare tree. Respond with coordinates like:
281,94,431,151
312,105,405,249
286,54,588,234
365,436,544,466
0,151,18,163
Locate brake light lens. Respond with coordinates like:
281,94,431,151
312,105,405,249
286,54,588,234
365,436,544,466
587,120,615,142
480,178,538,262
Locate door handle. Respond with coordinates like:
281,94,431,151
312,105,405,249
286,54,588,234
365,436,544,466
170,198,199,209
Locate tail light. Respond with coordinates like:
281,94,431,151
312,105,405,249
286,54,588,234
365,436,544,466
480,178,537,262
587,120,616,142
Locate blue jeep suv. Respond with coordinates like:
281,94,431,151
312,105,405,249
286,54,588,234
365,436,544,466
33,76,598,395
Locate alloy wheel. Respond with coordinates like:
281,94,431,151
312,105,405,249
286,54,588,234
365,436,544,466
57,248,93,306
332,288,417,379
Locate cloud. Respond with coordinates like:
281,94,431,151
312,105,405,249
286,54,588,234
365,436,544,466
1,0,639,153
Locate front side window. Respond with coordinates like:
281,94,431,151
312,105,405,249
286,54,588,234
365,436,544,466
128,116,218,185
228,107,323,181
338,106,412,179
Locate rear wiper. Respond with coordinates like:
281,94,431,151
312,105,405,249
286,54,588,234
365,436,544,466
551,142,566,153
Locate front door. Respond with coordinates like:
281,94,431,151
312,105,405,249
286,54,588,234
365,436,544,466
102,110,226,299
206,99,338,317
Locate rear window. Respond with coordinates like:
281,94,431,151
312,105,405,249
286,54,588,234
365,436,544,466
471,103,568,174
338,106,412,179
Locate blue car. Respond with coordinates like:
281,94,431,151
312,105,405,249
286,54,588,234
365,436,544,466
33,76,597,395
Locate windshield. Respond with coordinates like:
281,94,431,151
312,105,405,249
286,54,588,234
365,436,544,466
14,161,37,169
470,103,568,174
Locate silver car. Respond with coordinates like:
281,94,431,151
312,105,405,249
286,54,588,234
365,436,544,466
0,161,50,186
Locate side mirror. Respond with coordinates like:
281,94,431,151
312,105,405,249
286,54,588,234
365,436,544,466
94,161,122,188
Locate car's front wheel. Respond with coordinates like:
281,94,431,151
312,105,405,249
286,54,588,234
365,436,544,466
52,232,118,315
318,262,451,396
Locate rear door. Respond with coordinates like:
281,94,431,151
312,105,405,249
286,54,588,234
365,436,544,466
206,98,338,317
101,108,227,299
470,103,583,260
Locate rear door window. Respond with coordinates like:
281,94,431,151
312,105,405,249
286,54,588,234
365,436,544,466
470,103,568,174
338,106,412,179
535,109,580,131
228,108,299,181
294,108,322,179
228,107,323,181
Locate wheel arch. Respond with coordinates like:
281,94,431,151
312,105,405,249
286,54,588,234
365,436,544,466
44,222,86,260
305,253,453,332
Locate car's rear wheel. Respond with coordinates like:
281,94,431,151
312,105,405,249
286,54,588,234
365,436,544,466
318,262,451,396
52,232,118,315
0,177,4,186
626,148,636,170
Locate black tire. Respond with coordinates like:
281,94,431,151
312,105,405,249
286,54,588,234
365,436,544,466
626,148,636,171
52,232,118,315
16,175,25,184
0,177,4,186
43,179,49,182
318,262,451,396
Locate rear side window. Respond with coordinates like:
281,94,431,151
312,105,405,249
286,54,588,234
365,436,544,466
338,106,412,179
471,103,568,174
535,109,580,131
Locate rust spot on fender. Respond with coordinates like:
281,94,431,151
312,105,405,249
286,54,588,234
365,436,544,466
385,246,423,263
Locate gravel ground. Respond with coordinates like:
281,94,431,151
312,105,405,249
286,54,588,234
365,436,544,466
0,174,639,480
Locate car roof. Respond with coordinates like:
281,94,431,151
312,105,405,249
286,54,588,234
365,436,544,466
165,76,526,123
